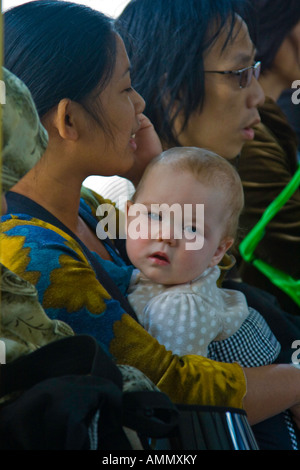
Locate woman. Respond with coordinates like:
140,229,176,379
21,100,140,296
0,67,164,451
237,0,300,315
3,0,300,447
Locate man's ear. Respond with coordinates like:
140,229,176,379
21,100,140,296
208,237,234,267
53,98,80,141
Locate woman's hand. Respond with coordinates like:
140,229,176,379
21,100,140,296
122,114,163,187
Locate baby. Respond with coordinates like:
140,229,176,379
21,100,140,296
126,147,280,365
126,147,298,449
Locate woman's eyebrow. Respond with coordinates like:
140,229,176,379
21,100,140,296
231,47,257,68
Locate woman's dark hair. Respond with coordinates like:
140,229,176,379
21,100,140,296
4,0,117,124
116,0,251,147
253,0,300,73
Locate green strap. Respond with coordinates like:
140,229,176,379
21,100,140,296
239,164,300,307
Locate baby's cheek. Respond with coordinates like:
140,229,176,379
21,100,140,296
126,236,148,268
180,249,205,277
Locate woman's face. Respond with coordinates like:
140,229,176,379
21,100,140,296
174,18,265,159
82,35,145,177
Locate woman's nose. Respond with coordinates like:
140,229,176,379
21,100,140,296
247,76,265,108
133,88,146,115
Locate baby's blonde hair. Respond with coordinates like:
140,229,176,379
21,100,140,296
133,147,244,240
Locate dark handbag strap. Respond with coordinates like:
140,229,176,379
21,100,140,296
122,391,179,438
0,335,123,399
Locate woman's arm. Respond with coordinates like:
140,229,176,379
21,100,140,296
243,364,300,425
110,311,246,408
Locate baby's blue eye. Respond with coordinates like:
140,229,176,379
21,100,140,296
148,212,161,221
184,225,197,234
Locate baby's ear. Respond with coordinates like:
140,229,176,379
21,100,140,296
126,200,133,229
126,200,133,216
208,237,234,268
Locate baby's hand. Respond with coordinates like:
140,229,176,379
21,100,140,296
124,114,162,186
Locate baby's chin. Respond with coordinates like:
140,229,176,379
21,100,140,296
140,270,193,287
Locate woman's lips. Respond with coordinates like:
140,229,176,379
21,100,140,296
129,134,137,151
242,127,255,140
242,118,260,141
148,252,170,266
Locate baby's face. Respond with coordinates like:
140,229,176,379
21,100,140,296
126,167,233,285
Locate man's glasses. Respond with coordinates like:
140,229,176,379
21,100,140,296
205,61,261,89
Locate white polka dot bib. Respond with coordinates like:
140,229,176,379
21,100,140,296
127,266,250,356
